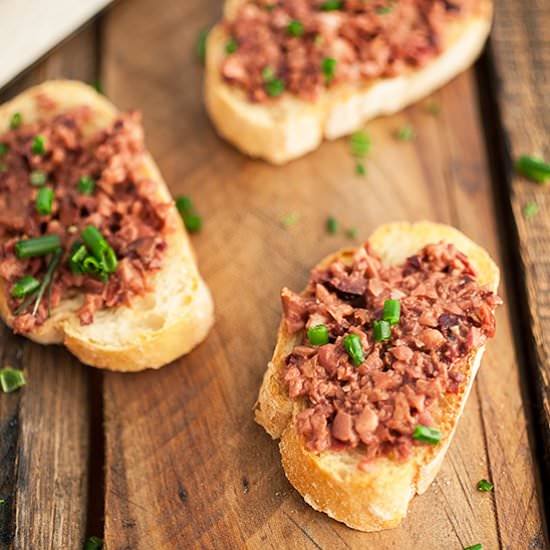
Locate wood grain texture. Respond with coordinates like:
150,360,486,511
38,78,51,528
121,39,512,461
488,0,550,502
100,1,546,549
0,26,98,550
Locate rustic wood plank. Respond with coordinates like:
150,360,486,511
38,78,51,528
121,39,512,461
101,1,546,548
0,25,99,550
488,0,550,515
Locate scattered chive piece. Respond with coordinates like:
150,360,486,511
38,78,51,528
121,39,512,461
322,57,337,83
225,38,238,54
30,170,47,187
266,78,285,97
176,195,193,216
0,143,8,155
36,187,54,216
0,163,6,173
346,227,358,239
350,131,372,157
477,479,494,492
383,299,401,325
523,202,539,219
515,155,550,184
10,112,21,129
281,213,300,228
396,125,415,141
320,0,342,10
15,235,61,259
264,3,276,11
184,214,202,233
425,101,441,116
11,275,40,299
356,161,366,176
287,20,304,37
83,536,104,550
78,176,96,195
464,545,482,550
81,226,118,273
196,28,210,64
91,81,103,94
373,319,391,342
314,34,324,46
344,333,365,366
69,243,88,274
31,135,46,155
0,367,26,393
326,216,338,235
308,324,329,346
376,2,395,14
413,425,442,444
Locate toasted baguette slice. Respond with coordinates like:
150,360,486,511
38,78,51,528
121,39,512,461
254,221,499,531
0,81,214,372
205,0,493,164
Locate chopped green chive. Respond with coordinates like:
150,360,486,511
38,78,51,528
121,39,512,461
523,201,539,219
0,163,6,173
10,112,22,129
91,81,103,94
287,20,304,37
515,155,550,184
373,319,391,342
350,131,372,157
0,367,26,393
15,235,61,259
383,299,400,325
326,216,338,235
69,243,88,274
184,214,202,233
308,324,329,346
83,536,104,550
11,275,40,299
413,425,442,444
264,3,276,11
225,38,238,54
0,143,8,155
36,187,54,215
281,213,300,228
266,78,285,97
30,170,47,187
176,195,193,216
477,479,494,492
78,176,96,195
314,34,324,46
31,135,46,155
196,28,210,64
396,125,415,141
322,57,337,83
320,0,342,10
376,2,395,14
344,333,365,366
425,101,441,116
463,545,482,550
346,227,358,239
356,161,366,176
81,226,118,273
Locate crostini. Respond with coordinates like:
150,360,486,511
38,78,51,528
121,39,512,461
205,0,493,164
0,81,214,371
255,221,501,531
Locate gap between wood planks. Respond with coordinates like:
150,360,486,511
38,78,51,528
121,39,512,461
475,46,550,538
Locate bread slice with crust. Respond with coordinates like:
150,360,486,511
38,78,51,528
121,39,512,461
254,221,499,531
205,0,493,165
0,81,214,372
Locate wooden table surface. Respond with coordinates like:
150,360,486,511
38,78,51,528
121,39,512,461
0,1,549,549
